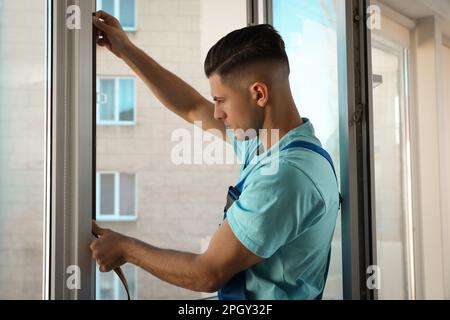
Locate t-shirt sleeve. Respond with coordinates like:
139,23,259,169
225,162,325,258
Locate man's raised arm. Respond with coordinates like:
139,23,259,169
93,11,226,139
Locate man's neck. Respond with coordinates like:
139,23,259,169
259,104,303,152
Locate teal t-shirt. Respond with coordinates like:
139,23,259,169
225,118,340,300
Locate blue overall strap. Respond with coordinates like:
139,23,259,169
284,141,338,180
283,141,343,206
219,140,340,300
236,141,339,194
217,270,246,300
283,141,339,300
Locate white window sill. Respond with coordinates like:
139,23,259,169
124,27,137,33
96,215,138,222
97,121,136,126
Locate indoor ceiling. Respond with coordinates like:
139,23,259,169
378,0,450,20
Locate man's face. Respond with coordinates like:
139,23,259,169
209,73,263,140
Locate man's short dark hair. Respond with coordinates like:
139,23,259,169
204,24,290,79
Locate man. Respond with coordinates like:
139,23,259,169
90,10,340,300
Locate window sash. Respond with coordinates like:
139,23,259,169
47,0,96,300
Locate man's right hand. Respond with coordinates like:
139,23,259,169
93,10,132,58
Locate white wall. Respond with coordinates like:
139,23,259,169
412,16,446,299
200,0,247,63
378,0,450,299
441,42,450,299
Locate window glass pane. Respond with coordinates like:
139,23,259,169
372,43,411,299
118,79,135,122
119,173,135,216
119,0,135,29
100,174,115,215
99,79,116,121
117,264,137,299
273,0,342,299
96,268,116,300
101,0,115,17
0,0,46,299
96,0,247,299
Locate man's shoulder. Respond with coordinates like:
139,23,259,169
245,159,320,194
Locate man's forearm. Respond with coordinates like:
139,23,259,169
124,237,220,293
121,42,208,123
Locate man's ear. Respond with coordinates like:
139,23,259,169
250,82,269,108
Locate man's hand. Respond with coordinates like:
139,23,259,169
90,221,132,272
93,10,132,58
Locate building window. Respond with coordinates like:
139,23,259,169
97,77,136,125
97,172,137,221
96,264,137,300
97,0,136,31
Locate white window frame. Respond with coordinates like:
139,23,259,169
97,76,137,126
97,0,137,32
46,0,97,300
372,1,417,300
96,265,138,300
372,0,450,300
371,36,416,299
96,172,138,221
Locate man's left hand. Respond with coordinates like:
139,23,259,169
90,221,131,272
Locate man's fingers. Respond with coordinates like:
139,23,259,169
93,10,119,27
97,38,111,50
90,239,98,253
94,10,113,22
92,221,105,237
93,16,114,33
